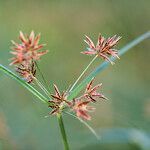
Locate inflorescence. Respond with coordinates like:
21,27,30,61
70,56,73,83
82,34,121,64
10,31,121,120
10,31,48,83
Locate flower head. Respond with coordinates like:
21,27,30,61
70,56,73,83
48,84,71,115
72,99,95,120
15,61,36,83
84,79,107,102
82,34,121,64
10,31,48,65
48,80,107,120
70,79,107,120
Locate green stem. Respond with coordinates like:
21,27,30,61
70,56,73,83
69,55,98,92
34,77,50,98
35,61,51,92
57,114,69,150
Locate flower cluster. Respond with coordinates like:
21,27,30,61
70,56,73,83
83,79,107,102
82,34,121,64
10,32,121,120
48,79,107,120
48,84,71,115
10,31,48,83
15,61,36,83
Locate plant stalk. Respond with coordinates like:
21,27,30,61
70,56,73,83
69,55,97,92
35,61,51,92
57,114,70,150
34,77,50,98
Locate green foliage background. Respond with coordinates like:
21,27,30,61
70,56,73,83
0,0,150,149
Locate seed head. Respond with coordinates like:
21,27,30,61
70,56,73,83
84,78,107,102
10,31,48,65
48,84,71,115
72,99,95,120
82,34,121,64
16,61,36,83
70,79,107,120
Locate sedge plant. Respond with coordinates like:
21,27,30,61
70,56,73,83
0,31,150,150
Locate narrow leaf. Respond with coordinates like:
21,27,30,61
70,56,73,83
0,64,48,103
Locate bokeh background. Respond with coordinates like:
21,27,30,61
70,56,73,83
0,0,150,149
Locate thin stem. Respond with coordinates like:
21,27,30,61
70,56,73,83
34,77,50,98
69,55,98,92
35,61,51,92
57,114,70,150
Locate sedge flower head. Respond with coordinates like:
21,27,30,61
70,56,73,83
15,61,36,83
10,31,48,65
82,34,121,64
48,80,107,120
71,79,107,120
72,99,95,120
48,84,71,115
84,78,107,102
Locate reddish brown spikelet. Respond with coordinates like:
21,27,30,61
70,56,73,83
49,84,71,115
84,79,107,102
48,80,106,120
16,61,36,83
70,79,107,120
72,99,95,120
82,34,121,64
10,31,48,65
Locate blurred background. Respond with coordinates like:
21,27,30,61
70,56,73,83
0,0,150,149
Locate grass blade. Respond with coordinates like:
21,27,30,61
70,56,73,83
0,64,48,103
68,31,150,99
